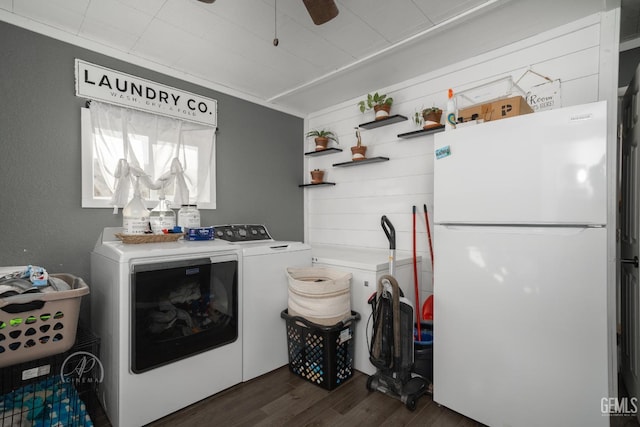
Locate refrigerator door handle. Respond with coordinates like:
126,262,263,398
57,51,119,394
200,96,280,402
621,256,639,268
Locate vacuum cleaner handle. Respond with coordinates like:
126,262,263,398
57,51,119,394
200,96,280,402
381,215,396,250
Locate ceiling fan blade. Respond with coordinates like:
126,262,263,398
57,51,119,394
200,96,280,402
302,0,339,25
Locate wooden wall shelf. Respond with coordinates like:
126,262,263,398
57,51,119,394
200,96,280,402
299,182,336,188
397,125,445,139
359,115,407,130
304,148,343,156
333,157,390,167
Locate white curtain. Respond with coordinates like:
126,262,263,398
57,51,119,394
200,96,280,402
88,101,215,212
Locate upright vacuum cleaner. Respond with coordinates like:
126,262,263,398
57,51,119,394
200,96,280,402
366,216,429,411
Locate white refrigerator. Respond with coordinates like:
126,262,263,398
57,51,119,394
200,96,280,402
433,101,609,427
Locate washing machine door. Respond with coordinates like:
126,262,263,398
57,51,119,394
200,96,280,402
131,256,238,373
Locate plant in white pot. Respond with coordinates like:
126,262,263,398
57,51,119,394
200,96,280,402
310,169,325,184
413,106,443,129
351,127,366,161
305,129,338,151
358,92,393,120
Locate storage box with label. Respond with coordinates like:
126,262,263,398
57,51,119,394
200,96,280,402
458,95,533,123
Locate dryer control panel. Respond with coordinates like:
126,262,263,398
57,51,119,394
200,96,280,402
213,224,273,242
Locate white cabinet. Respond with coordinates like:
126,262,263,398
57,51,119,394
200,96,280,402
311,244,420,375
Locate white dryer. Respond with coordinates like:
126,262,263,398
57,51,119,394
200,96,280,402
213,225,311,382
91,228,242,427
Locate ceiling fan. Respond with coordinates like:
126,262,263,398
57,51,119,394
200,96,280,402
197,0,339,25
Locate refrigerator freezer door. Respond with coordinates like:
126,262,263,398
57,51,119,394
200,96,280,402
433,101,607,225
433,225,608,427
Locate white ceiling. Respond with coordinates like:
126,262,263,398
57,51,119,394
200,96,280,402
0,0,621,116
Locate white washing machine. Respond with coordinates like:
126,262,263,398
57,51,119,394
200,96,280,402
91,228,243,427
213,224,311,382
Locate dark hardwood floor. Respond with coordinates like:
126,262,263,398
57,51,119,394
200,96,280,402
92,367,640,427
93,367,480,427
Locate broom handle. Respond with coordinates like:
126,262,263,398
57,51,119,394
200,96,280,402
413,206,421,338
424,204,434,269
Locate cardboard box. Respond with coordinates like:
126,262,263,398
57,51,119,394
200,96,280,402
458,103,492,123
458,96,533,123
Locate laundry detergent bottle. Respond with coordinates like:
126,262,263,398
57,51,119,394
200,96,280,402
123,178,150,234
149,184,176,233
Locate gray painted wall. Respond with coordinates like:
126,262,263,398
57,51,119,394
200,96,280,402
0,22,304,283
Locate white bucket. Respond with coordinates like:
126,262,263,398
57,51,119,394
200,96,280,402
286,267,352,326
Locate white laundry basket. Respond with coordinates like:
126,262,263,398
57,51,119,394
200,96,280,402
286,267,352,326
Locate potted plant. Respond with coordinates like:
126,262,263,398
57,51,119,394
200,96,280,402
351,127,366,161
358,92,393,120
414,107,443,129
310,169,325,184
306,129,338,151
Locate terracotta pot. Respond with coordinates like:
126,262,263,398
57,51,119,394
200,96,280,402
314,137,329,151
310,169,325,184
373,104,391,120
422,110,443,129
351,145,367,161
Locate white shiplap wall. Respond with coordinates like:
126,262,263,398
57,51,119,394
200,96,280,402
304,11,617,302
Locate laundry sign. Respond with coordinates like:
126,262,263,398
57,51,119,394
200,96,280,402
75,59,217,127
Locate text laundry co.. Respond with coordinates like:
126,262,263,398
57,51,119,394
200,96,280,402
75,59,217,127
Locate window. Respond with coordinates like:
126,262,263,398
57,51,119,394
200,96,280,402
81,101,216,209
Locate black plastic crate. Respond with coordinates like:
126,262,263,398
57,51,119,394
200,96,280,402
281,309,360,391
0,324,100,426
